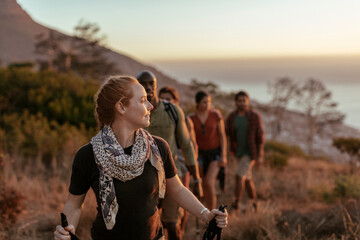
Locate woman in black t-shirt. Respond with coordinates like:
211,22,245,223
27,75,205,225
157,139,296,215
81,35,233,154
54,76,228,240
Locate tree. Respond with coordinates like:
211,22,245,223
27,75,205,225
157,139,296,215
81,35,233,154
34,30,63,71
296,79,345,154
66,19,117,78
190,78,219,94
333,137,360,173
34,20,117,78
267,77,298,140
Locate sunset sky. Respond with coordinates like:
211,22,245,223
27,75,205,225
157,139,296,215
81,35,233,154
17,0,360,61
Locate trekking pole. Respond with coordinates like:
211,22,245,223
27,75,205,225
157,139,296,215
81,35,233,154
61,213,79,240
203,205,227,240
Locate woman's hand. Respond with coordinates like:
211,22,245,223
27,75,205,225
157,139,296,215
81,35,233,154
219,155,227,167
54,224,75,240
202,208,228,228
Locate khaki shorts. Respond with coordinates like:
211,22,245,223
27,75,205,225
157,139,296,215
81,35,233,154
161,194,183,223
236,155,254,179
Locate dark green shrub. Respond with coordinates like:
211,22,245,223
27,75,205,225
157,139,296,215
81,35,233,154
265,152,288,170
264,140,305,169
333,175,360,199
265,140,305,157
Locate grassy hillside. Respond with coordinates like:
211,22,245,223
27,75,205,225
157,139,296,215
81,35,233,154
1,150,359,239
1,67,359,239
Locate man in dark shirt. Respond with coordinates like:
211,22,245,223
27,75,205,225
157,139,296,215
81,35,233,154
225,91,265,212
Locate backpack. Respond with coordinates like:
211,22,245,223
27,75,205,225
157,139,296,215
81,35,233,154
162,100,180,148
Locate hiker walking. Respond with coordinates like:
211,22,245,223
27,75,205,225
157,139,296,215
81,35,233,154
137,71,203,240
159,86,199,235
225,90,265,212
189,91,227,210
53,76,227,240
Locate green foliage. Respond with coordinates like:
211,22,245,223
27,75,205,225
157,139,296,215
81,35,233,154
8,62,35,69
35,21,118,78
265,140,305,158
311,175,360,204
333,175,360,199
1,111,93,172
264,140,305,170
333,137,360,158
190,78,219,94
0,68,99,128
0,67,97,174
309,184,335,204
265,152,288,170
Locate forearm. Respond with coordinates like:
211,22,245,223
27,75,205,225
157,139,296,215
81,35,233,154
220,134,227,160
62,193,86,230
187,164,201,180
257,143,265,161
219,121,227,162
168,182,209,222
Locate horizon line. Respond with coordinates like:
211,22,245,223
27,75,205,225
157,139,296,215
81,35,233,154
150,53,360,63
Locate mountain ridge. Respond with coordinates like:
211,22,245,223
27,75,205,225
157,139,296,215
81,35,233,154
0,0,188,93
1,0,359,161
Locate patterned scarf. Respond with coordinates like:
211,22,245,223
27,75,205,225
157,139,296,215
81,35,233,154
91,126,166,230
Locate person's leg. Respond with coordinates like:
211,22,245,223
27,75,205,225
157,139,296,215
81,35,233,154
180,172,190,234
233,156,250,209
245,160,257,212
197,154,204,179
232,175,244,209
163,222,182,240
203,160,220,209
162,195,182,240
245,179,257,212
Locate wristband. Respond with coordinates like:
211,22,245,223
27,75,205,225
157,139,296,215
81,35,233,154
200,207,208,215
194,178,202,183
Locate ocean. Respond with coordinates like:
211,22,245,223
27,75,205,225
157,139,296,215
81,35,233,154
154,56,360,130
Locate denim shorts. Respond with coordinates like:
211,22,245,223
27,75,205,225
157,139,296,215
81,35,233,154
198,147,221,174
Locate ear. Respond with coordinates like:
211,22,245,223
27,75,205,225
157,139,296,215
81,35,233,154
116,102,126,115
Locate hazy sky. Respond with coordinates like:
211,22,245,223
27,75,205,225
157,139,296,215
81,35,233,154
17,0,360,61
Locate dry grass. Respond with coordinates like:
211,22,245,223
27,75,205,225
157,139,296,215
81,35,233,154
1,153,360,240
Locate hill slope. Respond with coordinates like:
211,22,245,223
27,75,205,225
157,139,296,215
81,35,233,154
0,0,188,92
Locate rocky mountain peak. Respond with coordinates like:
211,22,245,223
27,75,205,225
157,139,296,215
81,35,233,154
0,0,30,18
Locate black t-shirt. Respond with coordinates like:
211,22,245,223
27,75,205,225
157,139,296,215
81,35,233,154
69,136,177,240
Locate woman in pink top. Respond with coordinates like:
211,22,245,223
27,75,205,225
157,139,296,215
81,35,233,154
190,91,227,210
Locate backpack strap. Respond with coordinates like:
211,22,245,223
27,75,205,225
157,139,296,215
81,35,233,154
163,100,180,149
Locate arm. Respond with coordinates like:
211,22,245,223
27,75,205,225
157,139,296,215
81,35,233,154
186,117,198,160
54,193,86,240
166,176,228,227
175,106,201,182
218,119,227,167
255,114,265,167
175,106,197,167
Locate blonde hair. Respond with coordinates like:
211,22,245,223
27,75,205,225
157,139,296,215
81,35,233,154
95,75,138,129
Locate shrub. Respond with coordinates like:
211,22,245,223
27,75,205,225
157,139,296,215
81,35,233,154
333,137,360,158
265,140,305,157
333,175,360,199
0,184,25,228
265,152,288,170
264,140,304,170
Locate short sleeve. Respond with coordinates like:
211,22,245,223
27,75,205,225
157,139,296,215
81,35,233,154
68,143,93,195
213,109,223,122
153,136,177,178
